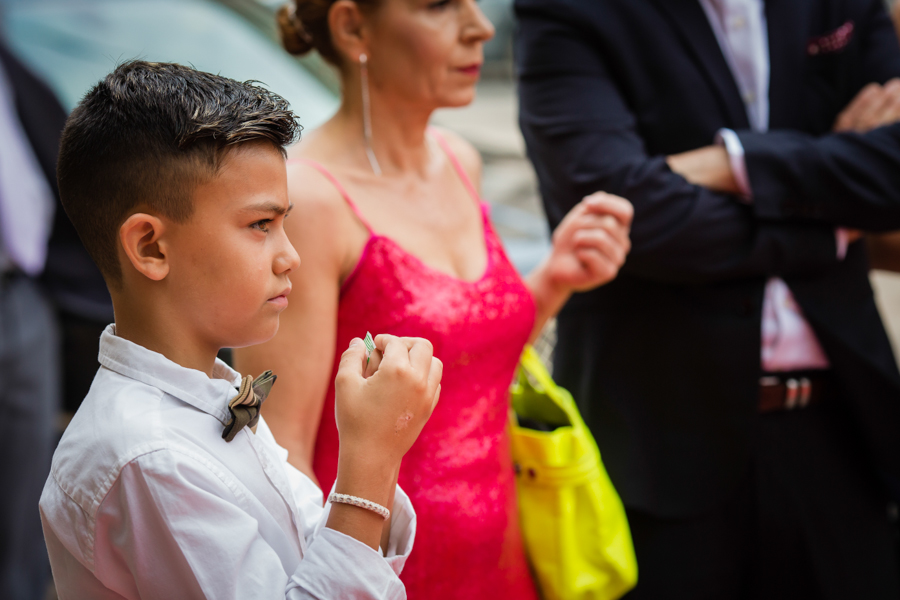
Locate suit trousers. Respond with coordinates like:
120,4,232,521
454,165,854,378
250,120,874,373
0,275,59,600
622,396,900,600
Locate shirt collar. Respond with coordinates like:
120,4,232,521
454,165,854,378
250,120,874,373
97,323,241,425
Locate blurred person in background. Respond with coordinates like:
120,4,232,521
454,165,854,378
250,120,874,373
0,31,112,600
517,0,900,598
0,34,61,600
234,0,633,597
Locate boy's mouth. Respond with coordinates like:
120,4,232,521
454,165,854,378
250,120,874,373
267,286,291,308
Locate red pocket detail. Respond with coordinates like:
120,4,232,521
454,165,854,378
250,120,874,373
807,21,854,55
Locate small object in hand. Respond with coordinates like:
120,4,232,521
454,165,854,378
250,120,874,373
364,331,376,366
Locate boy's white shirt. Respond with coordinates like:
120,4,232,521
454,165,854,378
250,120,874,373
40,324,415,600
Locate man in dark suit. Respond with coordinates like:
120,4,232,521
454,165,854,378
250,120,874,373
0,36,111,600
516,0,900,597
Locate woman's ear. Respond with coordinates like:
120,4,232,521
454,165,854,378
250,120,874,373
119,213,170,281
329,0,369,63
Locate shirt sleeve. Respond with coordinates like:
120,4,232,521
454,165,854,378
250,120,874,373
715,129,753,201
717,128,851,260
93,448,409,600
259,417,417,573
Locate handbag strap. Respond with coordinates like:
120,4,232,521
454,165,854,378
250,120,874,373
515,346,593,436
518,346,558,394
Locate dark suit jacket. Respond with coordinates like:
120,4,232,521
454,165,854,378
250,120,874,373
0,38,111,320
516,0,900,517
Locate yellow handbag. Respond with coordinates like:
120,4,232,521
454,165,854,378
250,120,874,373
510,346,638,600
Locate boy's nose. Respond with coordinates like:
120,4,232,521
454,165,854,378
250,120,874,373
274,232,301,274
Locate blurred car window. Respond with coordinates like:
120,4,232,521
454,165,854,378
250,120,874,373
0,0,338,128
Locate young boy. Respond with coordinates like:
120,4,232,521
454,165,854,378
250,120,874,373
39,61,442,599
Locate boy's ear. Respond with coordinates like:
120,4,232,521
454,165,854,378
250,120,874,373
119,213,170,281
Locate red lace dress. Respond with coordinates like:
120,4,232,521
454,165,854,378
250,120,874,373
294,133,539,599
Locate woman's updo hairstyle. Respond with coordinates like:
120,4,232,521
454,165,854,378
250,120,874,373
277,0,378,67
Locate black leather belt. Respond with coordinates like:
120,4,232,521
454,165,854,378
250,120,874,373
759,372,833,413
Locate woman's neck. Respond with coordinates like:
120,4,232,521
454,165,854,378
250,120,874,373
334,79,436,177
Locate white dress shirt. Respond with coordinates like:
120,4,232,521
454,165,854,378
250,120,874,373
698,0,832,372
0,59,55,275
41,324,415,600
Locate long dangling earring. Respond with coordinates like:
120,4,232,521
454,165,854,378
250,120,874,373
359,53,382,176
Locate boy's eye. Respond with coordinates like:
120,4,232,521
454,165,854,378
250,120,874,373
251,219,272,232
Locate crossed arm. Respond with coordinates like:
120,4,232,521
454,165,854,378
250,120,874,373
668,77,900,227
517,0,900,284
517,10,840,285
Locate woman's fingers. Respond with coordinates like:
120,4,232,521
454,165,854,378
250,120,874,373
570,213,631,249
581,192,634,227
573,227,629,267
574,247,619,284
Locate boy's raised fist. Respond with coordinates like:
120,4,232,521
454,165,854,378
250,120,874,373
334,334,442,469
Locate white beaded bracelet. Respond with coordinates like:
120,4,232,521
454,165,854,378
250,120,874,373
328,492,391,521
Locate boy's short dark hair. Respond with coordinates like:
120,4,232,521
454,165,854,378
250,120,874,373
57,60,300,286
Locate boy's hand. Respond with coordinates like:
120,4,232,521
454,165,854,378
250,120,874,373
334,335,442,478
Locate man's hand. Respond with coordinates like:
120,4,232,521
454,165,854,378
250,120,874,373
667,145,741,194
893,1,900,54
833,78,900,133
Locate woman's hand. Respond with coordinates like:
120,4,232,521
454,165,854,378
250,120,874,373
544,192,633,291
525,192,633,342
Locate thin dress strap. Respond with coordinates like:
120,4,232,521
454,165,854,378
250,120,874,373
429,129,481,205
287,158,375,233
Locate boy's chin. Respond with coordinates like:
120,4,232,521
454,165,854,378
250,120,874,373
226,318,280,350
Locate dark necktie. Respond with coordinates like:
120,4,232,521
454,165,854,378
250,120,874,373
222,370,276,442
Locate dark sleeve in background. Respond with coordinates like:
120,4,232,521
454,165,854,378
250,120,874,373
515,1,839,286
0,39,112,412
738,0,900,230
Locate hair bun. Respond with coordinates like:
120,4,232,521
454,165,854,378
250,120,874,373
277,3,315,56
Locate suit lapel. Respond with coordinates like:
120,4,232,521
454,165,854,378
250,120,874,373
649,0,750,129
765,0,813,129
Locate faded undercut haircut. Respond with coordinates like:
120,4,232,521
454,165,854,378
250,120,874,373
57,60,301,286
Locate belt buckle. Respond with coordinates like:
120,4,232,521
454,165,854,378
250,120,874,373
784,377,812,409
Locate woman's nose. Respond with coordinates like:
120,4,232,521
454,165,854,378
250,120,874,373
463,0,496,43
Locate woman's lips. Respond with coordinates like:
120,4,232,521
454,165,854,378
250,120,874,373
457,64,482,76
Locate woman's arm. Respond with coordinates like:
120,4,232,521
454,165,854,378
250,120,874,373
524,192,633,343
435,128,633,342
234,162,359,482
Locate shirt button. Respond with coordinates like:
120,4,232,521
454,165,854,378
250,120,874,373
730,15,747,29
742,90,756,104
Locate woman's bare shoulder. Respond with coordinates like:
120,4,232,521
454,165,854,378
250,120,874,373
430,126,483,190
285,142,351,218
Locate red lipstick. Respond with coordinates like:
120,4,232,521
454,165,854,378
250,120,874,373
457,63,482,76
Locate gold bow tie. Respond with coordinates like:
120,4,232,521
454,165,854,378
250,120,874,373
222,370,277,442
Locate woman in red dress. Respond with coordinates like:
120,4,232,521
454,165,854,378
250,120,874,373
235,0,632,597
